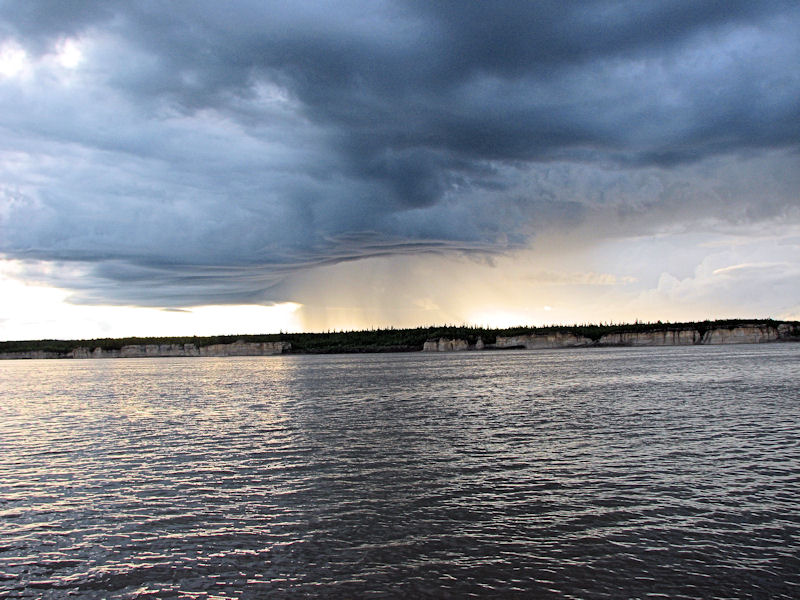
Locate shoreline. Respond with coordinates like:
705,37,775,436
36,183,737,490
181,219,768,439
1,319,798,360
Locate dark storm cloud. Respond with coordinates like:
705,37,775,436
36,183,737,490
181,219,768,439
0,1,798,305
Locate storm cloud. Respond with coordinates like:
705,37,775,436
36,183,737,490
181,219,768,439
1,1,798,306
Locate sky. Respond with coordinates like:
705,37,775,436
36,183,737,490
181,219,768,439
1,1,799,340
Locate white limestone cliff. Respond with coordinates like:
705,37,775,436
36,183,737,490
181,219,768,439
0,350,63,360
64,340,290,359
1,323,797,359
494,332,593,349
423,338,471,352
598,329,702,346
198,341,290,356
493,324,792,350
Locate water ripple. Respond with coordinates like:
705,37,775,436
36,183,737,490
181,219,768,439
1,345,799,598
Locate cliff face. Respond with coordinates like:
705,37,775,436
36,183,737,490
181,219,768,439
495,332,593,349
42,340,290,360
494,324,793,350
0,350,63,360
420,324,798,353
422,337,487,352
1,322,797,359
703,325,783,344
198,341,290,356
598,329,702,346
423,338,471,352
69,344,199,358
599,325,785,346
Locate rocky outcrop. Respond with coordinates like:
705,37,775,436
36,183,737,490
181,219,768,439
4,340,292,360
121,344,200,358
69,346,112,358
423,337,490,351
493,324,795,350
598,329,702,346
495,332,593,349
702,325,782,344
600,324,787,346
1,322,797,359
0,350,63,360
198,341,289,356
423,338,470,352
67,344,201,358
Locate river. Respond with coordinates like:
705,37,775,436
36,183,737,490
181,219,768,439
1,344,798,598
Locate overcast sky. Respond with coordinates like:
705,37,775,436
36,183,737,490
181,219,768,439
1,1,798,338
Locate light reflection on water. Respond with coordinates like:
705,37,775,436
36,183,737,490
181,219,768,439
1,344,799,598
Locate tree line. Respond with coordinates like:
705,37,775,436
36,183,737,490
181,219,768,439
1,318,796,355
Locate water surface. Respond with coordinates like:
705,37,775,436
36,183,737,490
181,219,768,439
1,344,799,598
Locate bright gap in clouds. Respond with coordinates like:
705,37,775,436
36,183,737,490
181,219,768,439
55,39,83,69
0,265,303,340
2,223,799,341
0,40,26,77
467,310,539,329
283,226,800,332
0,36,83,78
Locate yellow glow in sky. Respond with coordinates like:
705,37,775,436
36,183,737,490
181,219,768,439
2,224,799,341
0,268,303,340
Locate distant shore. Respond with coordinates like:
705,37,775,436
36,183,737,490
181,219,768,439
1,319,798,360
